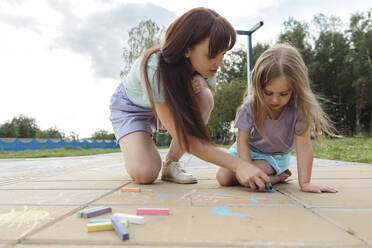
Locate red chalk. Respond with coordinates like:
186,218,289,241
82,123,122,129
136,208,170,215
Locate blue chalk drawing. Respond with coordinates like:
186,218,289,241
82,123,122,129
212,206,252,217
250,194,259,203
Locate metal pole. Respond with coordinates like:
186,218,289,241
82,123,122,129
248,34,253,71
246,35,251,96
236,21,263,96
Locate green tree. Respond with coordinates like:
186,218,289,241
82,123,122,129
36,126,65,139
218,46,247,83
347,9,372,134
91,130,115,140
0,122,17,138
13,115,39,138
252,42,270,65
68,131,80,141
121,19,164,78
218,42,270,83
278,17,313,66
208,78,247,144
0,114,39,138
311,14,354,135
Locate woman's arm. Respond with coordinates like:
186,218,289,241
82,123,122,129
236,129,252,162
154,101,271,190
295,129,338,193
192,75,216,95
208,85,216,95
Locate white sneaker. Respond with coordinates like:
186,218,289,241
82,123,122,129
161,161,197,184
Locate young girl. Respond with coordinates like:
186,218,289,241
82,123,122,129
217,43,338,193
110,7,271,190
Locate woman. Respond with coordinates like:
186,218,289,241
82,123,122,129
110,7,270,190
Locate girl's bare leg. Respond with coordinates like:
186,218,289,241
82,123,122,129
216,159,291,186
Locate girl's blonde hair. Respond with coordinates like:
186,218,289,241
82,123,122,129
237,43,335,142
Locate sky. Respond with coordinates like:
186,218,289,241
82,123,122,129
0,0,371,138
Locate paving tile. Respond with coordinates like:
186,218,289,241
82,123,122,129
290,178,372,188
190,188,296,206
291,166,372,179
0,181,127,190
93,180,297,207
0,190,110,205
25,205,363,246
187,168,218,180
0,206,75,242
30,170,131,182
316,208,372,245
15,245,208,248
276,181,372,207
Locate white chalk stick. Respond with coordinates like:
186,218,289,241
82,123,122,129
113,213,145,224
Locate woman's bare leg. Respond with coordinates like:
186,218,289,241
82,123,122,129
119,131,161,184
164,86,214,166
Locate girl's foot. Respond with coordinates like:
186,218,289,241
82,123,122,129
269,169,292,185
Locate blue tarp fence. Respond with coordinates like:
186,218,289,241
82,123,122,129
0,138,119,151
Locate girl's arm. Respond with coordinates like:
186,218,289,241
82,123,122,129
295,129,338,193
154,101,271,191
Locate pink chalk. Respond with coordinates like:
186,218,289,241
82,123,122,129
136,208,169,215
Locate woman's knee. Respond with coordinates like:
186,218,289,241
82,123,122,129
128,162,161,184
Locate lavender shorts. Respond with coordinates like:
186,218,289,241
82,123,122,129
109,83,155,142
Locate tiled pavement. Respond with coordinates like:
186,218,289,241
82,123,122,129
0,149,371,247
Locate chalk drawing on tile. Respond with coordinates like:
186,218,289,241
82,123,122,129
0,206,53,240
212,205,252,217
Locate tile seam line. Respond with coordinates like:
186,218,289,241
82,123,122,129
311,209,372,246
276,189,370,246
15,181,132,244
19,239,366,247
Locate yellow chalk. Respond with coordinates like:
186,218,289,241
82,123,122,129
87,220,128,232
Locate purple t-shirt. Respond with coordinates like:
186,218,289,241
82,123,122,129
235,102,304,155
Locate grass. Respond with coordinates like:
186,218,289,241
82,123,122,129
0,137,371,164
291,137,372,164
0,147,122,159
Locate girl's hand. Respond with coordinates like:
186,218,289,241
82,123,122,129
300,183,338,193
235,162,271,191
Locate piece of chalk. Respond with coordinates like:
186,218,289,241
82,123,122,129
77,206,106,218
111,215,130,241
121,187,141,192
89,219,111,223
136,208,169,215
114,213,145,224
87,219,128,232
265,187,275,193
83,206,112,218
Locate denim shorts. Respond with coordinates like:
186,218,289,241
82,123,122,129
109,83,155,142
228,142,290,175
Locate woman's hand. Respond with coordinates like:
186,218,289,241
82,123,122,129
300,182,338,193
192,74,208,94
235,162,271,191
